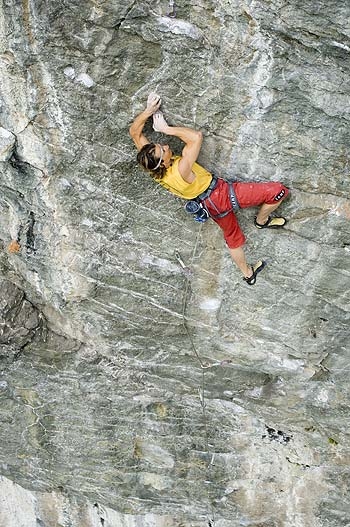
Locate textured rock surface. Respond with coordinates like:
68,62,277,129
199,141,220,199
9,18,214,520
0,475,180,527
0,1,349,526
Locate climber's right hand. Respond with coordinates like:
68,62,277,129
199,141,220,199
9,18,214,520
153,111,169,133
146,92,161,115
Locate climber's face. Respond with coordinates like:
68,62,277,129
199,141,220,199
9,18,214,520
155,143,172,168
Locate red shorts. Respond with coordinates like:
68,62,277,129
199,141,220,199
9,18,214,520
203,179,289,249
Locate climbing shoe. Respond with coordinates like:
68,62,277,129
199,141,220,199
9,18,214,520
243,260,267,285
254,216,287,229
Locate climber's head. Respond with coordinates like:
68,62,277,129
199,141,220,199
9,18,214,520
137,143,172,179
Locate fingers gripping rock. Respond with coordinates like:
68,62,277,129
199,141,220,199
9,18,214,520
153,111,169,132
147,92,161,113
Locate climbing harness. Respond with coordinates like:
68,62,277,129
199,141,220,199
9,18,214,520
202,180,240,220
185,177,240,224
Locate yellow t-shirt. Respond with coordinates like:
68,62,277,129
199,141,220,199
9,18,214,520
157,156,212,199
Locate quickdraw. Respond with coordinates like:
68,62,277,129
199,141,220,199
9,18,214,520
168,0,176,17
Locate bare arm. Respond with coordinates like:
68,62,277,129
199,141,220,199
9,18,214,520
153,113,203,183
129,109,153,151
169,126,203,183
129,94,161,151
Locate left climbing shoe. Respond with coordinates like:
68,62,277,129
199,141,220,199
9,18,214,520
254,216,287,229
243,260,267,285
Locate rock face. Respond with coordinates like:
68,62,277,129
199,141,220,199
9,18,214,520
0,1,349,526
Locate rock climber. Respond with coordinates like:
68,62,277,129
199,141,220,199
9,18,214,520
129,93,289,285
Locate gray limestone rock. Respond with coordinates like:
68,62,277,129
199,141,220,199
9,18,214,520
0,1,350,526
0,127,15,161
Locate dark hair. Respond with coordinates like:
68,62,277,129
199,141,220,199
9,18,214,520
136,143,166,180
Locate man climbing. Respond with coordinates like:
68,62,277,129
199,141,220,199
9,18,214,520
129,93,289,285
